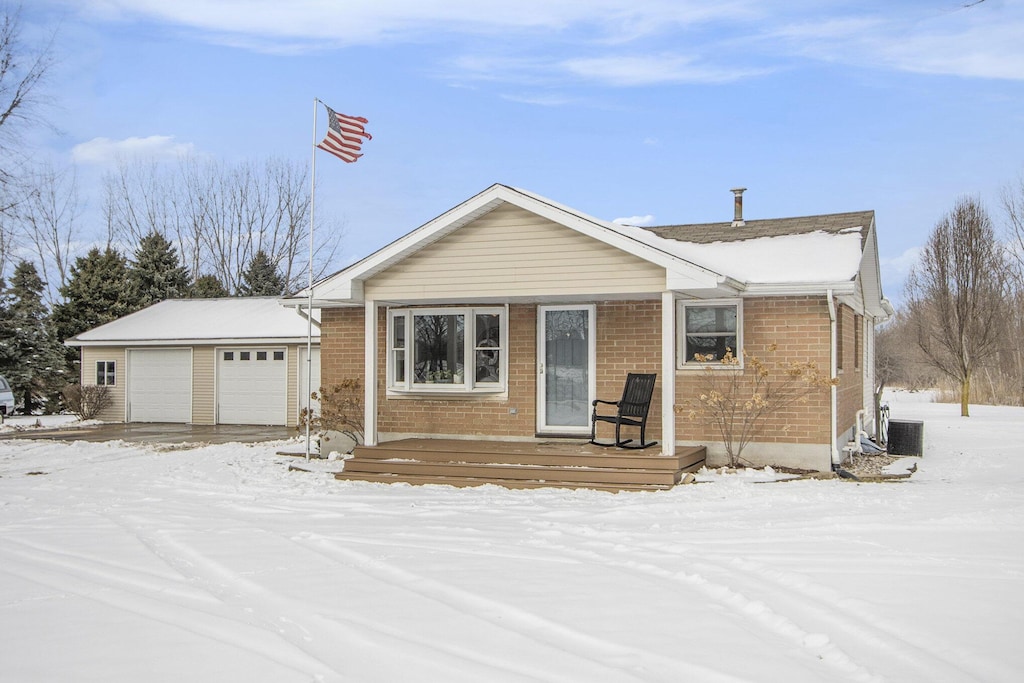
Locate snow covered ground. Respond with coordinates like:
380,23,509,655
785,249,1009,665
1,394,1022,682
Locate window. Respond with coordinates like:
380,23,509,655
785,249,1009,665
96,361,116,386
854,314,863,370
223,352,234,361
678,300,742,367
273,351,284,361
388,307,506,392
256,351,267,361
240,351,251,361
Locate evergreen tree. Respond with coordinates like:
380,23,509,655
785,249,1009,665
51,247,132,376
127,232,190,309
0,261,66,413
190,273,230,298
237,250,286,296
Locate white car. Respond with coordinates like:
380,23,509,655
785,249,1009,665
0,375,14,416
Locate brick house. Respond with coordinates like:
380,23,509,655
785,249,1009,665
294,184,891,472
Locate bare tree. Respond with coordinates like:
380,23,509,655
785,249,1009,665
905,196,1011,416
105,156,341,294
18,163,81,304
1003,171,1024,285
0,6,55,180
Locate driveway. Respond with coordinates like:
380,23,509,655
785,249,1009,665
0,422,297,445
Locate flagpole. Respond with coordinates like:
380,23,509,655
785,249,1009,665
305,98,318,462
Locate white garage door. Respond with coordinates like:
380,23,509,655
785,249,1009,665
128,349,192,423
217,348,288,425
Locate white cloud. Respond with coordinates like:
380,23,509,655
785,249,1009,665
70,1,1024,83
613,214,656,226
880,245,924,292
71,135,196,164
561,54,770,86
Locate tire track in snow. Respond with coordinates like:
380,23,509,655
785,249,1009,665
296,531,747,683
111,514,543,683
0,539,331,682
524,525,993,682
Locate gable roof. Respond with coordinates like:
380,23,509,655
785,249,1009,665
67,298,320,347
294,183,738,305
291,184,887,314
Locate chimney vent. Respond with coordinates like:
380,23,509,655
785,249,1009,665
731,187,746,227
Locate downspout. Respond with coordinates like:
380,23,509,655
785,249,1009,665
827,290,840,467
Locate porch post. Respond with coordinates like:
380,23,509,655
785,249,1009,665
661,290,676,456
364,298,378,446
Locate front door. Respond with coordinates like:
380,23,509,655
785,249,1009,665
537,305,596,434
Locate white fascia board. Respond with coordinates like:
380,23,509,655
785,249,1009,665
741,281,857,297
69,337,321,347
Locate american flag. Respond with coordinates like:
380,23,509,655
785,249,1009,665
316,104,371,163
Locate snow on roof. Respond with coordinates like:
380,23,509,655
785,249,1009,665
69,298,319,345
611,221,865,284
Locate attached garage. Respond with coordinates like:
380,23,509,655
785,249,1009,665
217,348,288,425
127,349,192,422
66,298,320,427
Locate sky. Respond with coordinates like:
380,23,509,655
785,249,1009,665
19,0,1024,306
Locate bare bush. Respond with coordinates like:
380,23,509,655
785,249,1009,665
61,383,111,420
297,378,364,448
675,345,837,468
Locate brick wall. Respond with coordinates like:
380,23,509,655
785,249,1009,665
675,296,834,446
593,300,662,440
320,296,862,449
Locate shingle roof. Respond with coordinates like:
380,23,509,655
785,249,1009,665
643,210,875,246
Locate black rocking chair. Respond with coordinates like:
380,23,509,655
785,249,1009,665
589,373,658,449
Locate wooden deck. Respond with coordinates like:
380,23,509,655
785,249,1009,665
335,438,706,492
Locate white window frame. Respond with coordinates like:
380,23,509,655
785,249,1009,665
677,299,743,370
387,306,508,394
96,360,116,386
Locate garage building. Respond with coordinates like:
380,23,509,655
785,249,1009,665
66,298,320,427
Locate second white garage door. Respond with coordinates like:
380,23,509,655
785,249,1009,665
217,348,288,425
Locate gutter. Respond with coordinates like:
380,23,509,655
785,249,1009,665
827,289,840,467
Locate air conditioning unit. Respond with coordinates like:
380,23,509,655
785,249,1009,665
887,420,924,457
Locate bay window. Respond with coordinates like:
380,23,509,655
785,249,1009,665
388,307,506,392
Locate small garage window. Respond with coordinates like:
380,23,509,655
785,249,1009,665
257,351,267,361
273,351,284,361
223,351,234,361
240,352,251,361
96,361,116,386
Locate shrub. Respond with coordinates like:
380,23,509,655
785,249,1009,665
676,345,838,468
297,378,364,447
61,383,112,420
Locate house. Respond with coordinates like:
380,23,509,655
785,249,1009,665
66,297,320,427
292,183,891,474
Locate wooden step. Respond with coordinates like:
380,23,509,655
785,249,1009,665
334,471,675,493
334,439,706,492
343,459,681,486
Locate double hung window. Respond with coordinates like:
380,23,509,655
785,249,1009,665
678,300,742,367
96,361,116,386
388,307,506,392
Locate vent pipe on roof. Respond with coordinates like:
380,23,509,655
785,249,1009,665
731,187,746,227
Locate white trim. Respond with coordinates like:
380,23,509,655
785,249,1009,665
364,300,378,447
661,291,676,456
70,337,319,347
677,298,744,370
536,304,597,435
